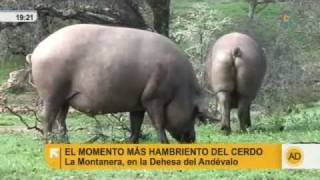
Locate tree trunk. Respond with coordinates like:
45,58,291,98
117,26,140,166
248,0,258,20
36,11,50,42
146,0,171,36
0,0,150,59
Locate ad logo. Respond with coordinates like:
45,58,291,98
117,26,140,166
285,146,303,167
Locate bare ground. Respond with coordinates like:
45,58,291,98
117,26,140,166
0,125,38,133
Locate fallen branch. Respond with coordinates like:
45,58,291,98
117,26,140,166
109,113,131,133
24,106,41,123
35,4,118,23
85,133,109,143
0,103,43,134
84,117,109,143
34,3,148,29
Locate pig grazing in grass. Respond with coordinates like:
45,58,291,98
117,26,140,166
31,24,203,143
205,32,266,134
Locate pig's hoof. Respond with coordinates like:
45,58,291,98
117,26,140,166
43,133,55,144
59,135,70,144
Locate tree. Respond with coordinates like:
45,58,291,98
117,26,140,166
146,0,171,36
0,0,171,58
246,0,288,20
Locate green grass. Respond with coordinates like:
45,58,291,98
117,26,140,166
0,104,320,179
172,0,282,22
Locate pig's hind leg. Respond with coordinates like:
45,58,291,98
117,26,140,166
129,111,145,144
237,97,251,132
217,91,232,135
41,99,61,143
54,103,70,143
141,63,170,143
41,91,72,143
142,100,168,143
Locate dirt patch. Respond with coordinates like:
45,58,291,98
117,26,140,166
0,125,39,134
6,91,39,106
0,89,41,114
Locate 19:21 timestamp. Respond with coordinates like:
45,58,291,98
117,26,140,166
16,14,34,21
0,10,37,22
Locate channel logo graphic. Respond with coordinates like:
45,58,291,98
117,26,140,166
45,146,61,168
50,148,60,158
282,144,320,169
